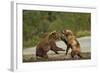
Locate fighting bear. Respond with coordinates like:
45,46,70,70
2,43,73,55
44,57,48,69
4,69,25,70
61,29,83,59
36,31,65,59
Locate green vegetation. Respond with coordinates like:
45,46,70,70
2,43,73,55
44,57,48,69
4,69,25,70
77,31,91,37
23,10,91,48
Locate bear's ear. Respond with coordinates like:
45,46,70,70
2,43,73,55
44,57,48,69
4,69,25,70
48,31,57,39
67,30,73,36
50,31,56,35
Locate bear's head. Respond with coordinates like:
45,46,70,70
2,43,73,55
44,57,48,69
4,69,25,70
48,31,60,41
62,29,73,37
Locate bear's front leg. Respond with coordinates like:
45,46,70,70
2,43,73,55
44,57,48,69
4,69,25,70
65,45,70,55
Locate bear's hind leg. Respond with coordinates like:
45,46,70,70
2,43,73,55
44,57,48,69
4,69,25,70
77,53,83,59
71,51,75,58
54,51,59,54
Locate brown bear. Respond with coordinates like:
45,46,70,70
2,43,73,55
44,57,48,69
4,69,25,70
36,31,65,59
61,29,83,59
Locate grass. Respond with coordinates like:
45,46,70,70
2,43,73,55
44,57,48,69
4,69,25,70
76,31,90,38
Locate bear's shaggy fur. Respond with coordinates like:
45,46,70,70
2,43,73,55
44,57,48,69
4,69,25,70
36,31,65,59
62,29,83,58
